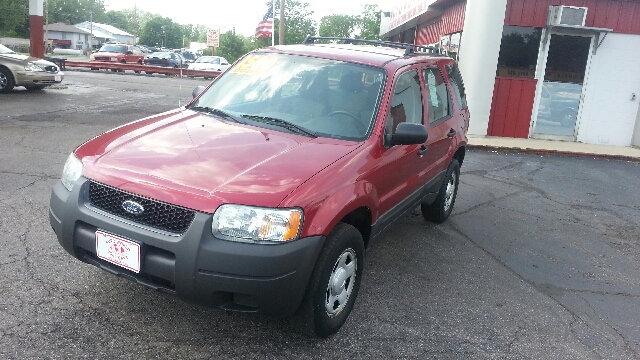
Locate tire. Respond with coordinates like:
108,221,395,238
145,71,154,75
295,222,364,338
0,67,15,93
421,159,460,223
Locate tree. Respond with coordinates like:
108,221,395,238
318,15,358,39
138,16,183,48
256,0,316,47
357,4,381,40
216,31,249,63
46,0,108,25
0,0,28,37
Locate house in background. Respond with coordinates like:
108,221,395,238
43,22,91,51
379,0,640,148
74,22,135,46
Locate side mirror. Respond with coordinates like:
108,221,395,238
387,122,428,146
192,85,206,99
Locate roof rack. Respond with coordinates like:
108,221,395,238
301,36,445,56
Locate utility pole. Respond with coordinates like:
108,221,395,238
278,0,285,45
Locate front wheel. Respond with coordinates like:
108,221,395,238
421,158,460,223
0,67,15,93
295,223,364,338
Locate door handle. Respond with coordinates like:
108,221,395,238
447,129,457,137
417,145,429,155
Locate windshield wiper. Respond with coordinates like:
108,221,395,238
241,115,317,138
189,106,244,124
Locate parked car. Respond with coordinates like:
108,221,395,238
179,50,197,63
89,44,144,72
187,55,230,72
142,52,188,74
0,43,64,93
49,37,469,338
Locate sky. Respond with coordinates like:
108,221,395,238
102,0,389,37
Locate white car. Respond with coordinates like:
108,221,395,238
187,56,230,72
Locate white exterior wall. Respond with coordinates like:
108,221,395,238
112,34,135,45
577,33,640,146
457,0,508,136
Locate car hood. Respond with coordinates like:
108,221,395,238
77,109,361,213
0,53,55,66
93,52,125,57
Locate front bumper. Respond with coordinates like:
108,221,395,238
15,71,64,87
49,178,325,317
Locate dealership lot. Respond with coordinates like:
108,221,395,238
1,71,639,359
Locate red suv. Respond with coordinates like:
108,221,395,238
90,44,144,65
49,37,469,337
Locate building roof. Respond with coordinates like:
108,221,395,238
75,21,134,37
44,23,91,34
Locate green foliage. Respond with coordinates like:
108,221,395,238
138,16,183,48
0,0,29,37
256,0,316,47
318,15,358,39
215,31,249,63
46,0,108,25
357,4,382,40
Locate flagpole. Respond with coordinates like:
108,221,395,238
272,0,275,46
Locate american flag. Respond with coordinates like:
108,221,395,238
255,6,274,39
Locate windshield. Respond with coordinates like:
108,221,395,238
191,53,385,141
99,45,126,53
195,56,219,64
0,44,16,54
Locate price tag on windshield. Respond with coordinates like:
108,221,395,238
230,54,279,76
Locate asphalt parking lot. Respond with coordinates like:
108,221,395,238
1,71,639,359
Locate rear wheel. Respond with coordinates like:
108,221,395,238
421,159,459,223
0,67,15,93
295,223,364,338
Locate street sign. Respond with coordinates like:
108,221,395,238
206,28,220,48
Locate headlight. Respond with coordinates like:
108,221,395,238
61,153,83,191
212,205,303,244
24,62,44,72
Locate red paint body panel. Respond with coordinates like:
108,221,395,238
488,77,537,138
78,109,361,214
505,0,640,34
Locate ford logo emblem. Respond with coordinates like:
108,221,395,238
122,200,144,215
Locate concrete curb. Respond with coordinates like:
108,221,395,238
467,144,640,163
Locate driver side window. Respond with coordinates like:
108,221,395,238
386,70,423,134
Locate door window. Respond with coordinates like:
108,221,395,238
385,70,423,134
422,68,452,125
446,63,467,109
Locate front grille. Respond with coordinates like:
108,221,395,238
88,181,196,234
94,56,111,61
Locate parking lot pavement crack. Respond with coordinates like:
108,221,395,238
579,295,638,358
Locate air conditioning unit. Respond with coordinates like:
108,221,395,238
547,6,588,26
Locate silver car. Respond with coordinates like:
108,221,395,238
0,44,64,93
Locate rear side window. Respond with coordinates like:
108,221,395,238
446,63,467,109
386,70,423,134
423,67,452,125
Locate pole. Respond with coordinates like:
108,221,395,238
279,0,284,45
271,0,275,46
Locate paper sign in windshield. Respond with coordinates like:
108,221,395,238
230,54,279,75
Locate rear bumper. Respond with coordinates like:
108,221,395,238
49,178,325,317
